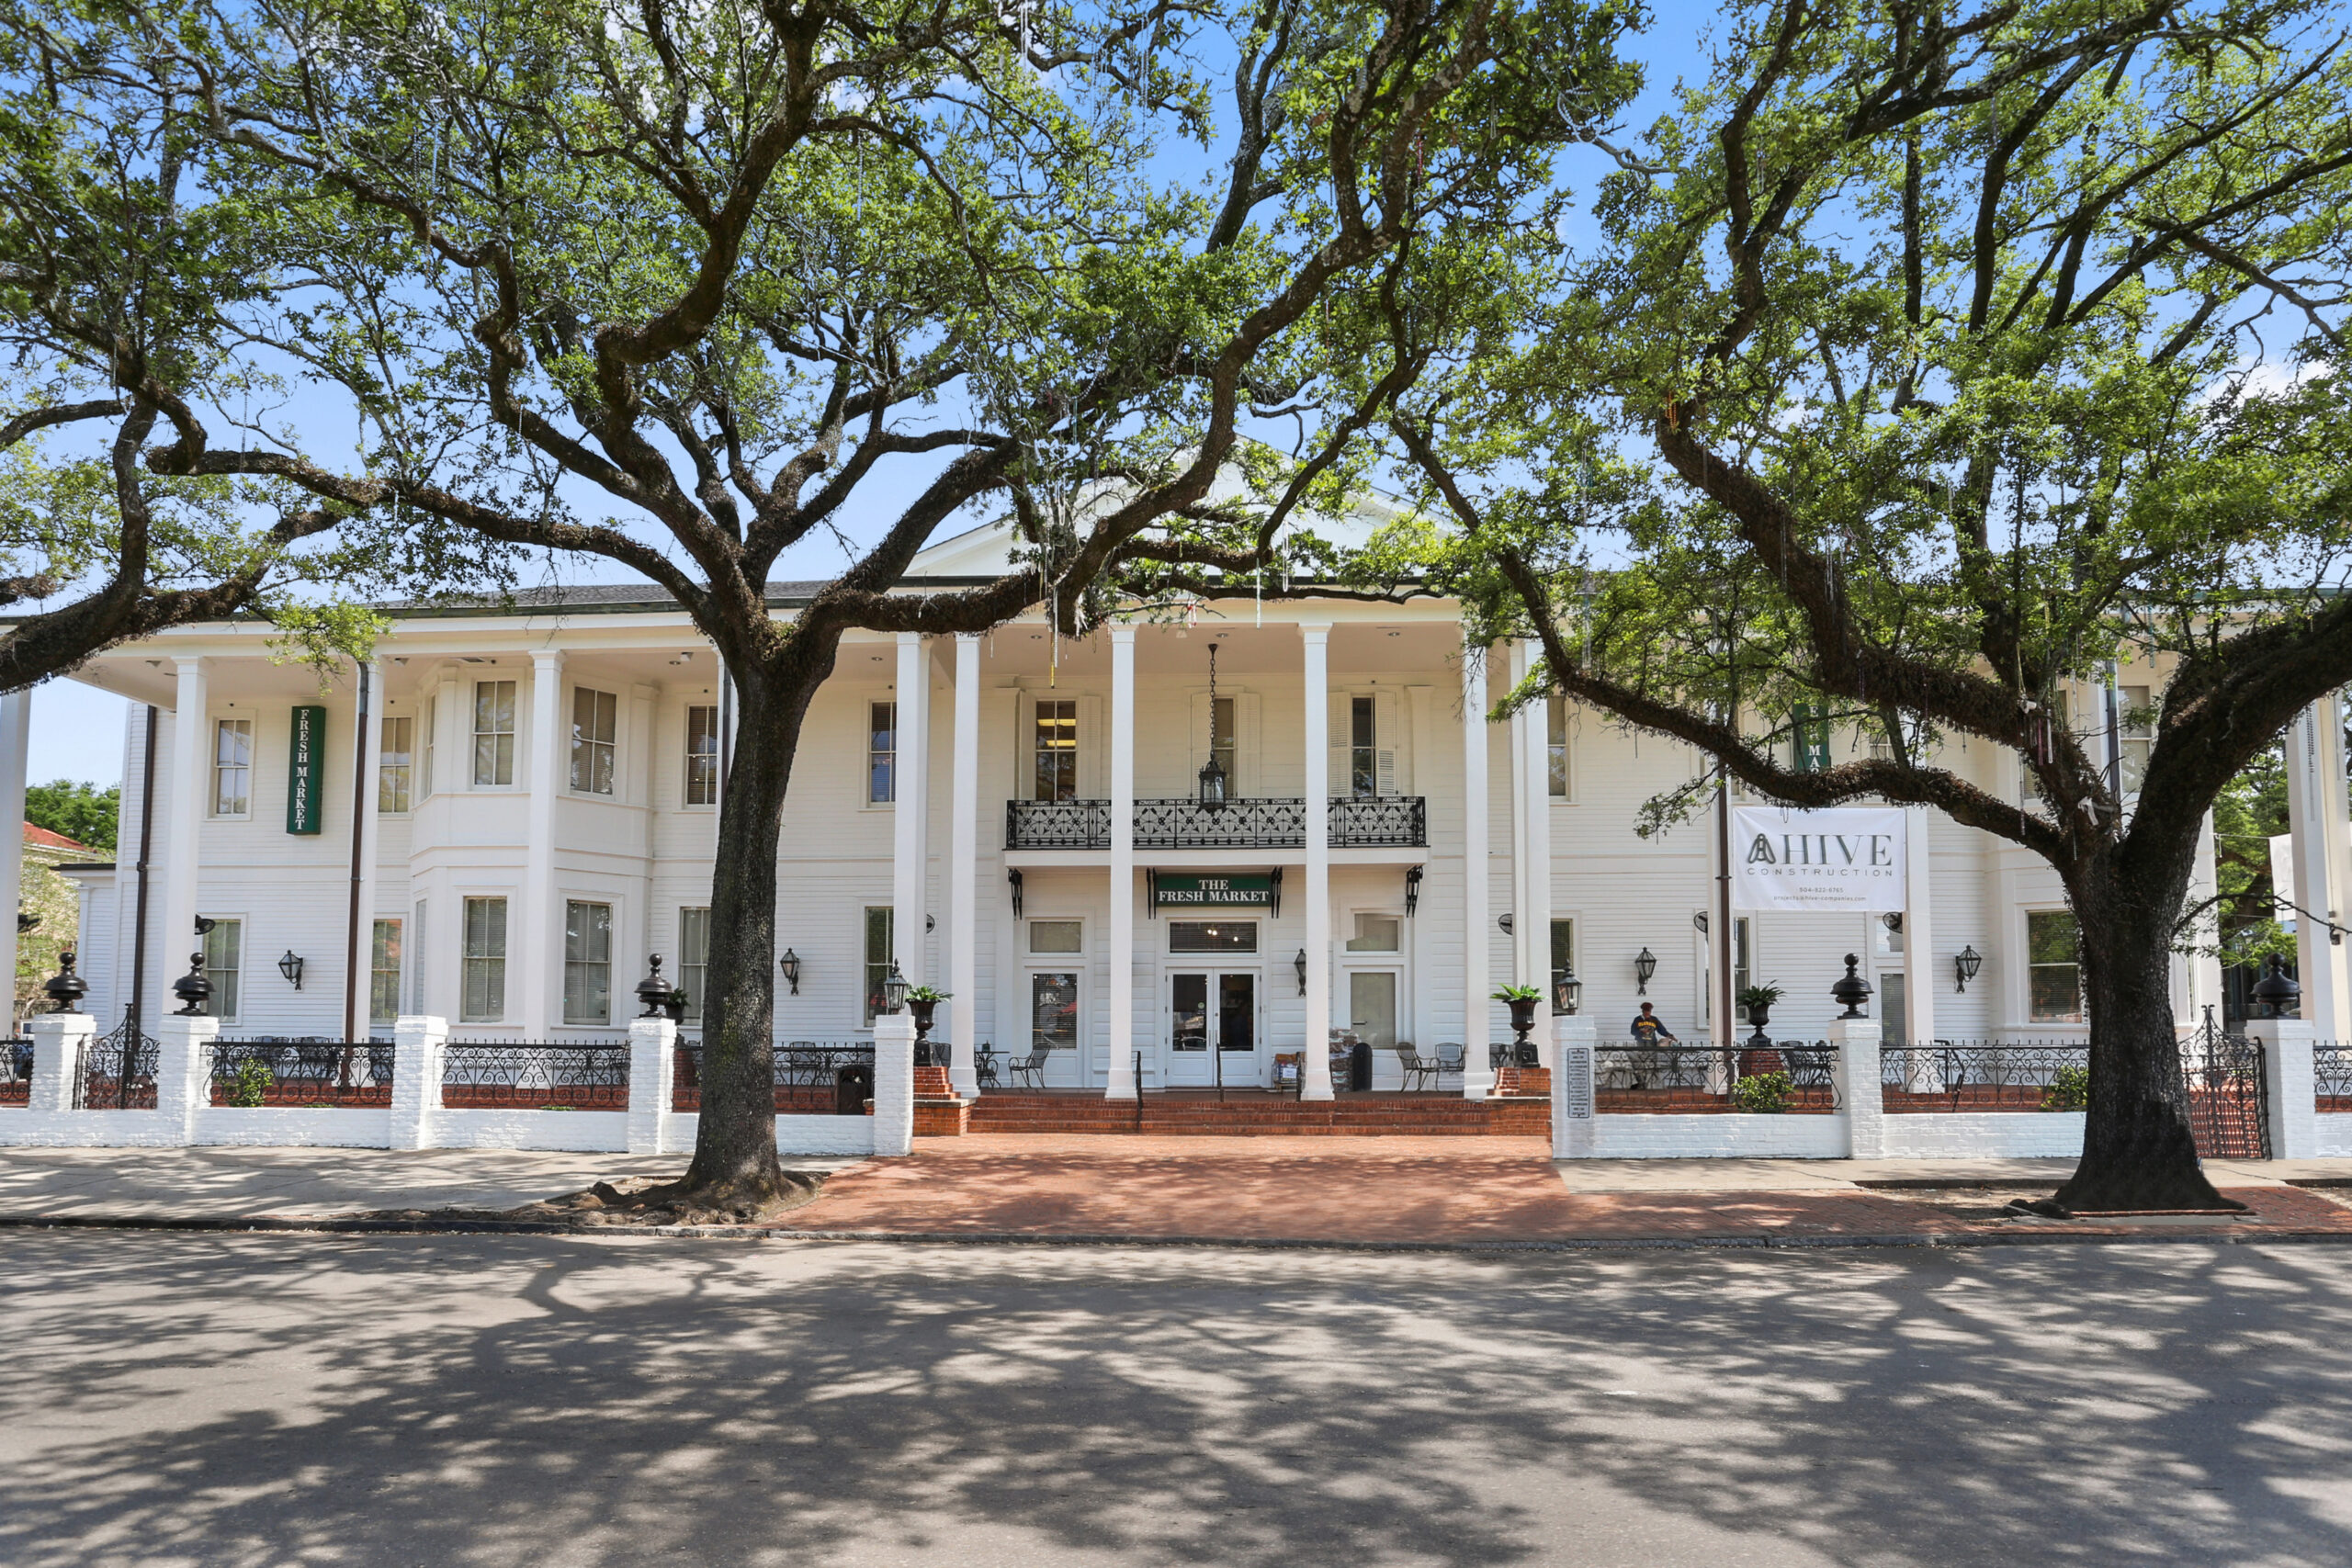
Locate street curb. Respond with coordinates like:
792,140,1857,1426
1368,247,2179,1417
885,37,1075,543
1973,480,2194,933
6,1212,2352,1252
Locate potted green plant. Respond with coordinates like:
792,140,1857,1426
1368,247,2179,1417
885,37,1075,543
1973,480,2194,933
1733,1071,1794,1113
1493,985,1544,1066
1736,982,1785,1030
905,986,951,1066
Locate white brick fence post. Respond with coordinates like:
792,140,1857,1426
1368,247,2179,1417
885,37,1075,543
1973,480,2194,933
2249,1016,2316,1159
153,1013,218,1145
872,1013,915,1156
27,1011,93,1114
627,1015,676,1155
1829,1013,1883,1158
1552,1013,1597,1159
390,1015,447,1150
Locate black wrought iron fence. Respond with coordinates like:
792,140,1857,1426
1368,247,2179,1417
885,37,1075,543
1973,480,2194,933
441,1041,628,1111
1593,1043,1839,1112
1005,798,1113,850
211,1038,394,1107
2316,1043,2352,1111
0,1036,29,1105
1880,1042,2088,1112
1329,795,1428,847
1005,795,1428,851
2183,1022,2269,1158
75,1013,158,1110
673,1040,876,1114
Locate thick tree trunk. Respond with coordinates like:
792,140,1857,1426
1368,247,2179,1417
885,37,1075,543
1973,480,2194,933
672,664,813,1210
2051,847,2240,1213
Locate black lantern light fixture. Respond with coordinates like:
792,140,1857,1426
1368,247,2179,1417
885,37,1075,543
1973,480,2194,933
172,953,212,1016
1196,643,1228,810
1953,943,1983,993
778,948,802,995
2252,953,2301,1019
1404,865,1423,917
1555,962,1582,1016
880,961,910,1016
277,950,306,989
1007,868,1025,919
1295,948,1308,997
1832,953,1873,1018
1498,913,1514,934
1634,946,1657,995
1882,912,1904,934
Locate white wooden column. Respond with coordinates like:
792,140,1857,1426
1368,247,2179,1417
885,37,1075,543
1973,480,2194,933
349,659,386,1041
892,633,932,987
1301,623,1334,1100
1901,806,1934,1048
2188,811,2228,1024
1105,625,1138,1100
0,688,28,1027
1460,641,1495,1100
948,634,982,1096
2285,696,2352,1040
162,657,209,1003
1516,640,1552,995
522,649,563,1037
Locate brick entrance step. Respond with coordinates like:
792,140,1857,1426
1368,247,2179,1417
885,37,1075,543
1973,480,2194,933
962,1093,1546,1137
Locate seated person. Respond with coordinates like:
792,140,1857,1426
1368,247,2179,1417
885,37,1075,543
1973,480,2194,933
1629,1003,1679,1046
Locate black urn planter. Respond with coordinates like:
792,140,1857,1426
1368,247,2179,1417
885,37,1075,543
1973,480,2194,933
909,998,941,1067
1746,1008,1772,1051
1507,996,1541,1067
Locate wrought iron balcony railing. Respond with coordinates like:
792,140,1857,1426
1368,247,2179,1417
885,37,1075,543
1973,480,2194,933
1005,795,1426,851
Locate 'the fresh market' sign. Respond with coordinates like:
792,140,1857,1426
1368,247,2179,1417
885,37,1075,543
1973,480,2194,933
287,705,327,835
1151,872,1276,911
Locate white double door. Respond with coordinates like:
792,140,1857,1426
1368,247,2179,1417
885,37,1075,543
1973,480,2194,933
1166,970,1260,1088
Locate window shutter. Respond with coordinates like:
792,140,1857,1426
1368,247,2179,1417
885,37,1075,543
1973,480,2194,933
1188,689,1211,785
1375,691,1401,796
1327,694,1351,796
1080,694,1103,797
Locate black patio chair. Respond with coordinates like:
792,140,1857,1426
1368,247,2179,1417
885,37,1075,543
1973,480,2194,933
1395,1044,1440,1092
1002,1048,1051,1090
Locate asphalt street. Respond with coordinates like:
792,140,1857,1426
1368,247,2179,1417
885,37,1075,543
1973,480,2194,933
5,1233,2348,1567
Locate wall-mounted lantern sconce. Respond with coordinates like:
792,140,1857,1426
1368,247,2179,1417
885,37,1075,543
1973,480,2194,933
1007,869,1024,919
1294,949,1308,997
1404,865,1423,917
194,915,217,938
1692,913,1707,933
1498,913,1514,934
1882,912,1904,933
277,951,306,990
1634,946,1657,995
778,948,802,996
1953,943,1982,993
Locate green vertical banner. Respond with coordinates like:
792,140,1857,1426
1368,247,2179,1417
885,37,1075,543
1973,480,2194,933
287,705,326,834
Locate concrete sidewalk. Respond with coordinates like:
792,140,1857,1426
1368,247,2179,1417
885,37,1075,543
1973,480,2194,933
4,1142,2349,1245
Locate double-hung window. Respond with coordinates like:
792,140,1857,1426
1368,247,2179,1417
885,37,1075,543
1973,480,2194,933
1033,701,1077,801
864,907,894,1024
2117,684,2154,796
563,900,613,1024
379,716,413,813
213,719,253,816
571,688,617,795
1547,696,1569,798
869,702,897,804
461,897,507,1021
370,919,402,1025
202,918,243,1021
678,908,711,1022
1349,696,1378,798
472,682,516,786
2029,910,2084,1023
684,705,720,806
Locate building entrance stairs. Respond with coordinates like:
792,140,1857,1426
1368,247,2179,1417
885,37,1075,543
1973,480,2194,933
963,1089,1546,1137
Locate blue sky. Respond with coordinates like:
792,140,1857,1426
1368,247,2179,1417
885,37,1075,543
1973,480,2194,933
26,14,1717,790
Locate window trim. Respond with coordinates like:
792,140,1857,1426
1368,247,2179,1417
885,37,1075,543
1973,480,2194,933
684,705,720,808
562,898,615,1026
460,894,511,1024
569,686,619,797
378,715,414,816
199,914,245,1025
1031,697,1080,803
863,906,895,1025
2024,906,2086,1025
470,680,518,790
369,918,403,1026
210,716,254,819
678,907,711,1023
1546,694,1572,802
866,700,897,807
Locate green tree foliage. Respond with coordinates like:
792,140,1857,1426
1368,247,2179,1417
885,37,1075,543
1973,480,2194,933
1358,0,2352,1209
23,778,115,852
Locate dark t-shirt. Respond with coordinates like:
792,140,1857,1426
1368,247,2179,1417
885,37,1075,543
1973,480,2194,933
1629,1015,1677,1045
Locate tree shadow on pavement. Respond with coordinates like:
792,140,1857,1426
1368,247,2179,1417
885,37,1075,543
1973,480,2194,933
1,1234,2348,1567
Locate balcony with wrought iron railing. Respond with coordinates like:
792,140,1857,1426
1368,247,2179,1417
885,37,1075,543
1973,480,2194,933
1004,795,1427,852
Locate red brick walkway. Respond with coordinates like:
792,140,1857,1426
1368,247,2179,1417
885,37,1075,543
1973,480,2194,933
765,1138,2352,1246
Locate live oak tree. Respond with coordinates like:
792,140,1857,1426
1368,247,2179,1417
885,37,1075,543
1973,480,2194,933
17,0,1631,1210
1375,0,2352,1210
0,29,497,689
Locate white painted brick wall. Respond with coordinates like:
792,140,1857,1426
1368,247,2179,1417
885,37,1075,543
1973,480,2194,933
2315,1115,2352,1156
662,1111,879,1157
871,1014,914,1156
1879,1112,2085,1158
1588,1114,1850,1159
390,1015,447,1150
191,1109,395,1147
626,1016,674,1155
430,1109,630,1152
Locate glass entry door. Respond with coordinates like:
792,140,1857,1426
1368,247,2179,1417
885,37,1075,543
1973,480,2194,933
1168,972,1258,1087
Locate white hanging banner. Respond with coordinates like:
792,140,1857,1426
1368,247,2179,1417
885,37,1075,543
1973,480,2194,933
1731,807,1908,912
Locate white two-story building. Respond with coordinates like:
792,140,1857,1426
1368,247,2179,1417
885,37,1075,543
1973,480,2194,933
21,517,2332,1108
